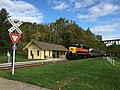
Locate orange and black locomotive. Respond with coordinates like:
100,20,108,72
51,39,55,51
66,44,90,60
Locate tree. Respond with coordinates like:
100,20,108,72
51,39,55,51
0,8,12,54
107,43,120,57
84,27,95,47
95,35,102,41
0,8,9,23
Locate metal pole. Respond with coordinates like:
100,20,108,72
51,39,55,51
12,44,16,75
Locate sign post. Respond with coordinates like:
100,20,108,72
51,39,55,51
12,44,16,74
8,19,22,75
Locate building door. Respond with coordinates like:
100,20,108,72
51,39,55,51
57,51,59,58
30,50,34,59
52,51,55,58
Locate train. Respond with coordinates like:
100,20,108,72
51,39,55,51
66,44,105,60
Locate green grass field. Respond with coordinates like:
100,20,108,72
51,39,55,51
0,58,120,90
0,55,31,63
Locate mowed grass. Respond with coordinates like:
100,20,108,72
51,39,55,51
0,58,120,90
0,55,31,63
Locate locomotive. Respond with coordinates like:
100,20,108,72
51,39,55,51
66,44,90,60
66,44,105,60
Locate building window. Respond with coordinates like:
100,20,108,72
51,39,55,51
37,50,39,56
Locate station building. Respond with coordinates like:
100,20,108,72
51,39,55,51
23,40,68,59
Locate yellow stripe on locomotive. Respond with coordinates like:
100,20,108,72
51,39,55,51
69,47,76,53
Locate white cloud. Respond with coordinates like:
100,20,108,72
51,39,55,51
103,34,120,40
76,3,120,22
74,0,95,9
0,0,43,23
52,1,69,10
91,22,120,33
89,3,119,15
92,25,115,33
76,13,96,22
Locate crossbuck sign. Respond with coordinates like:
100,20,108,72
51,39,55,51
8,19,22,75
8,19,22,34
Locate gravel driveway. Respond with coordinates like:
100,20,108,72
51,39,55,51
0,78,50,90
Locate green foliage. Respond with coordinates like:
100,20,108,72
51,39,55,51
107,43,120,57
0,8,9,23
0,8,12,54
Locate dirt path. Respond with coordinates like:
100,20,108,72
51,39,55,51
0,77,50,90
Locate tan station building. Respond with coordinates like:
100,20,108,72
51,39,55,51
23,40,68,59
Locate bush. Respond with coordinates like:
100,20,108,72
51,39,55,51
16,50,27,57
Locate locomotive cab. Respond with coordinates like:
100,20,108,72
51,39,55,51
66,47,76,60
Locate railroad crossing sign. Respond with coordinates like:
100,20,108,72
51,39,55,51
9,33,21,45
8,19,22,34
8,19,23,75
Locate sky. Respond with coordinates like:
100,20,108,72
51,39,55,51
0,0,120,40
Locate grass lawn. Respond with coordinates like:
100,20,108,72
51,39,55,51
0,55,32,63
115,57,120,63
0,58,120,90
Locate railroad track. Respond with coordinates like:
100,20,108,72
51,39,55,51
0,59,68,71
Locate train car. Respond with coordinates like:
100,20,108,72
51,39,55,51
66,44,90,60
89,48,105,57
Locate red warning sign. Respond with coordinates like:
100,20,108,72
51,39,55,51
9,33,21,45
